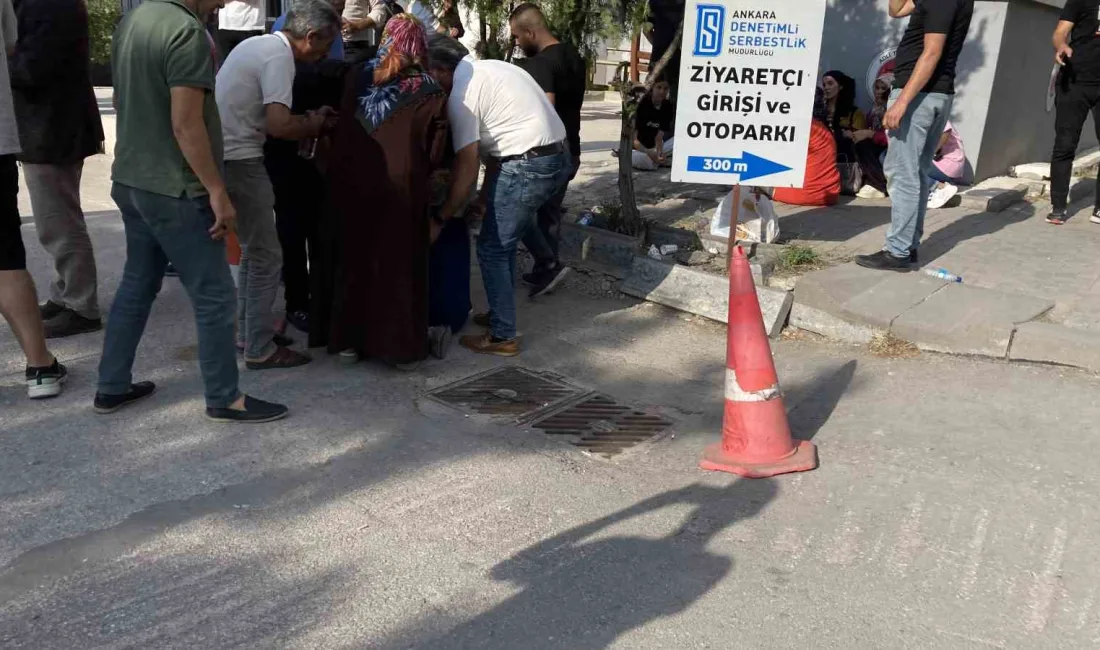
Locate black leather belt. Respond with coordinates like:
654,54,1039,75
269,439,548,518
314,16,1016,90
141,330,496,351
498,141,564,163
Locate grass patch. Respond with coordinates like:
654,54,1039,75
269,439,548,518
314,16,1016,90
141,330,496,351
777,244,819,270
869,333,920,359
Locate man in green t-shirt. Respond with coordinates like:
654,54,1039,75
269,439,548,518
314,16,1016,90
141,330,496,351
99,0,289,423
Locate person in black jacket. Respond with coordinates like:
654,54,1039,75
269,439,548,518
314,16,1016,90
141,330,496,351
10,0,105,338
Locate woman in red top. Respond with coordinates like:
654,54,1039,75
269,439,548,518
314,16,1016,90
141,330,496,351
774,88,841,207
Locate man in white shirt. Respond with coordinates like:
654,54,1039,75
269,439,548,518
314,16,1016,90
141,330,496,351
340,0,391,63
217,0,266,58
216,0,339,370
428,35,568,357
0,0,68,398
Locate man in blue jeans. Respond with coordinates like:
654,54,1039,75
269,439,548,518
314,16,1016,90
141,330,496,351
856,0,973,272
427,35,568,357
101,0,287,422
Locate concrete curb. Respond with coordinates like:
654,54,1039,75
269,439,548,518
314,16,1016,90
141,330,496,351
620,255,792,337
559,222,641,279
791,262,1073,364
959,186,1027,213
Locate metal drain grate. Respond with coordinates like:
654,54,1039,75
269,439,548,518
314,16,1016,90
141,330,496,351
427,366,585,420
532,395,674,458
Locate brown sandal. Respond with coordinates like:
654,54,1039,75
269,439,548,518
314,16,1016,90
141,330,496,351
245,346,312,370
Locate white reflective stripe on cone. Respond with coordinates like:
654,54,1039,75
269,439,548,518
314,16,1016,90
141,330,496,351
724,367,780,402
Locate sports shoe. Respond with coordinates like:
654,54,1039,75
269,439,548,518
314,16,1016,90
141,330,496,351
856,185,887,199
528,265,571,299
428,325,452,360
206,395,289,423
1090,209,1100,225
855,250,912,273
94,381,157,414
43,308,102,339
338,349,359,365
164,263,180,277
286,310,309,333
39,301,65,321
927,182,959,209
1046,209,1068,225
460,333,519,357
245,346,312,371
26,358,66,399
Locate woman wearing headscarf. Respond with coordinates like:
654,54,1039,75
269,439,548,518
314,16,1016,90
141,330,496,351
822,70,866,194
773,88,841,207
852,73,894,198
312,14,452,367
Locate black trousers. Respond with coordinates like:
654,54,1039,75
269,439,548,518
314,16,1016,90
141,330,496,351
343,40,377,65
216,29,263,61
0,154,24,271
1052,80,1100,211
264,146,322,314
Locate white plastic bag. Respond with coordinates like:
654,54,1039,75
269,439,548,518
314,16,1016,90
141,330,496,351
709,188,780,244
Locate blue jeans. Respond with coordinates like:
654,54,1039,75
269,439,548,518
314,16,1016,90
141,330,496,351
480,152,568,340
99,183,241,409
523,145,580,275
883,89,953,258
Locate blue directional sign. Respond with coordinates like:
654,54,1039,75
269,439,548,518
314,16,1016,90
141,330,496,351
685,153,792,182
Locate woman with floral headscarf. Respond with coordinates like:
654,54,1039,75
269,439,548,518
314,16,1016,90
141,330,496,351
312,14,452,368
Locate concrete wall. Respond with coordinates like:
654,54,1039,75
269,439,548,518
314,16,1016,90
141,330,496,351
817,0,1011,182
975,0,1095,176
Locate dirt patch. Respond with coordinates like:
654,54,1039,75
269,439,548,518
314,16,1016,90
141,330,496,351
868,333,920,359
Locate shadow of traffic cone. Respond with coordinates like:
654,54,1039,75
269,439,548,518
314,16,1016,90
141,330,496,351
700,245,818,479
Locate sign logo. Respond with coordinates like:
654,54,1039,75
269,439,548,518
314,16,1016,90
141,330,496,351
693,4,725,57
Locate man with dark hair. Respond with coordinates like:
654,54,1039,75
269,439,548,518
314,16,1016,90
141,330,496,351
856,0,973,272
103,0,288,421
10,0,105,338
509,2,584,298
427,35,569,357
216,0,338,370
1048,0,1100,225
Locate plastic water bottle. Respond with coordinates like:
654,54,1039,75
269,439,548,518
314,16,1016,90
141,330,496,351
924,267,963,283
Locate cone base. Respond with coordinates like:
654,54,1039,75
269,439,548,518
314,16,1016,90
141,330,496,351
699,440,818,479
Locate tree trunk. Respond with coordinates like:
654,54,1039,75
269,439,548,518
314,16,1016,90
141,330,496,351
617,20,683,237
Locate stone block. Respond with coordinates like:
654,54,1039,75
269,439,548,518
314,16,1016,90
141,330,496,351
789,303,877,344
1010,162,1050,181
620,255,792,337
958,187,1027,213
891,284,1054,358
559,222,640,278
1009,322,1100,372
841,273,948,329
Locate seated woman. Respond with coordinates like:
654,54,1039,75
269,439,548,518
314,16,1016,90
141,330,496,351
774,89,841,207
631,78,675,171
927,121,966,209
852,73,893,198
312,15,453,368
822,70,866,193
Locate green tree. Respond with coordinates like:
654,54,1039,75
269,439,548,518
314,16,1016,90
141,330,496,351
87,0,121,66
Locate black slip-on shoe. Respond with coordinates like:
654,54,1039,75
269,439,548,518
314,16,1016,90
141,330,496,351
94,381,157,414
855,250,912,273
206,395,289,423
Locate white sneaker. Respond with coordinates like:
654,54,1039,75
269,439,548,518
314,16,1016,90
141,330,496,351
927,182,959,209
26,360,66,399
856,185,887,199
1090,209,1100,224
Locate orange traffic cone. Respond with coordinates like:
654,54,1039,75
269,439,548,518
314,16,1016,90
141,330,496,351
700,245,818,478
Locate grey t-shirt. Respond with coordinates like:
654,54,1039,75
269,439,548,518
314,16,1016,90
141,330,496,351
0,0,21,156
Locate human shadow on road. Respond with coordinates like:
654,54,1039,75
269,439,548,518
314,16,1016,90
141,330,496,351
378,479,777,650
